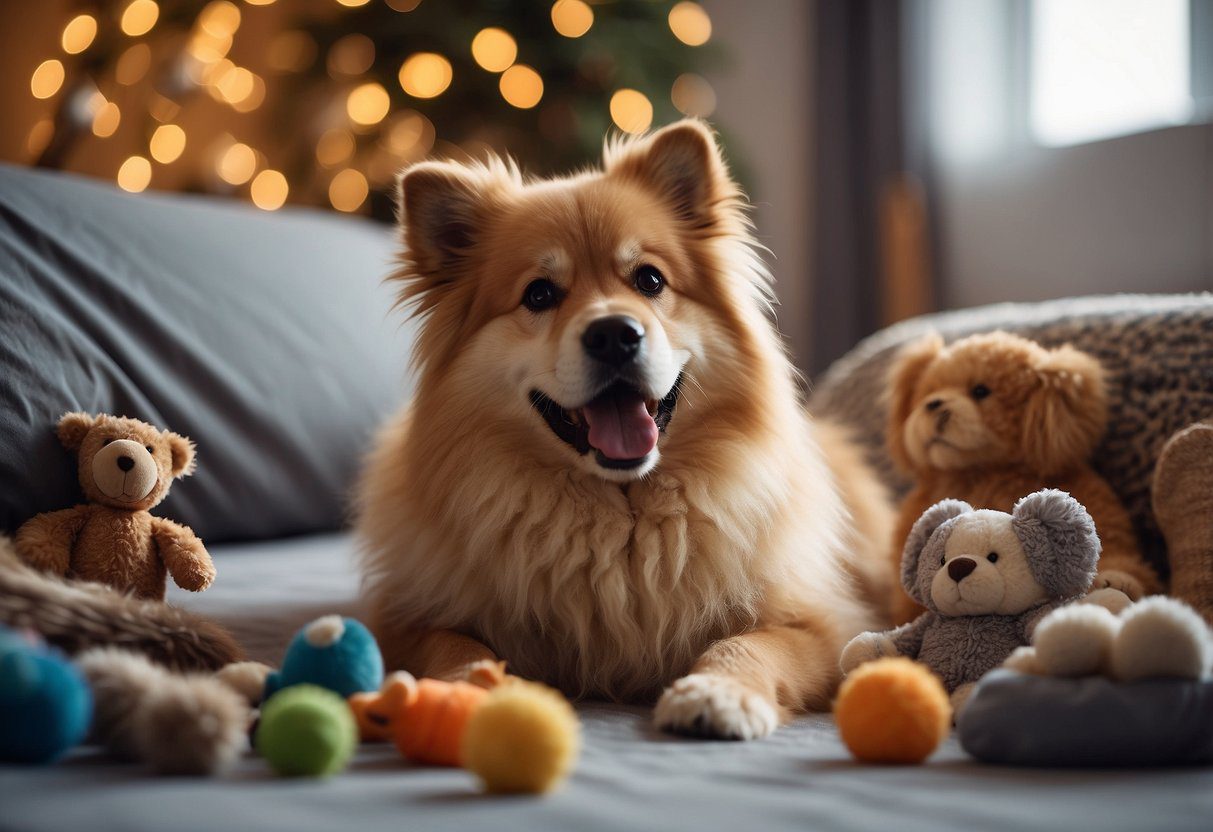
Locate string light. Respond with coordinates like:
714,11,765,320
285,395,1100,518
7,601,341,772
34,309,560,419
117,156,152,192
30,60,65,99
120,0,160,38
551,1,593,38
316,129,355,167
150,124,187,163
62,14,98,55
231,73,266,112
610,89,653,133
267,31,316,73
329,168,369,212
148,93,181,122
387,110,433,156
216,66,256,104
250,169,289,210
668,2,711,46
499,64,543,109
217,141,257,184
471,28,516,73
328,33,375,78
671,73,716,117
116,43,152,85
244,0,277,5
348,82,391,125
92,101,122,138
199,1,241,38
334,0,371,7
398,53,451,99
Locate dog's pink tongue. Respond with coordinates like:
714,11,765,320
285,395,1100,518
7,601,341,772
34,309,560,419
584,389,658,460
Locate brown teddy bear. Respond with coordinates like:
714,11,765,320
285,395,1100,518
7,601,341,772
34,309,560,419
15,412,215,601
886,331,1158,623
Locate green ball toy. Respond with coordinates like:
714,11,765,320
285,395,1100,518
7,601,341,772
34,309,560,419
255,684,357,777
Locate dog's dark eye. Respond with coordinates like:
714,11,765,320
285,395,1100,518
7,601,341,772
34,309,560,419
145,445,154,454
987,552,999,563
970,384,991,400
102,438,114,446
633,265,665,296
522,279,559,312
940,554,946,566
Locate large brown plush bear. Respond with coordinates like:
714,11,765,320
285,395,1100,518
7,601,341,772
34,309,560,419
15,412,215,600
886,331,1159,624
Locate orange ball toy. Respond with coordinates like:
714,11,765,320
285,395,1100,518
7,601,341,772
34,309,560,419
834,657,951,764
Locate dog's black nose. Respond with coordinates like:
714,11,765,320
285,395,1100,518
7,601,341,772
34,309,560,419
582,315,644,366
947,557,977,582
116,455,134,472
925,399,944,412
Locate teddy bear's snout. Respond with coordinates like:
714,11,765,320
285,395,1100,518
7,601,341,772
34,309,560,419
947,557,977,582
91,439,158,504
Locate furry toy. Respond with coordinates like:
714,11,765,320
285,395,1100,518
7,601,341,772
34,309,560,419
1153,421,1213,623
1005,594,1213,681
886,332,1158,622
15,413,214,601
76,647,249,776
349,672,580,793
841,489,1119,711
256,684,358,778
0,626,92,764
263,615,384,700
833,657,951,764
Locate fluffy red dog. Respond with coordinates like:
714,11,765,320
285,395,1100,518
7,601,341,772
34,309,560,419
357,120,894,739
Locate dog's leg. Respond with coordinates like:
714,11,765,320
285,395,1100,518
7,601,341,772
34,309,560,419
654,623,839,740
371,618,502,687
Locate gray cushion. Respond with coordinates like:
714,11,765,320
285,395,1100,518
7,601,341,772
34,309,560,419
0,164,413,542
958,668,1213,766
810,294,1213,581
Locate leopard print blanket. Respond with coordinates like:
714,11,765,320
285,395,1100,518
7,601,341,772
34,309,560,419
810,293,1213,581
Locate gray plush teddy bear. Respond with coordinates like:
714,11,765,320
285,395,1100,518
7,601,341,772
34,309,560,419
841,489,1118,710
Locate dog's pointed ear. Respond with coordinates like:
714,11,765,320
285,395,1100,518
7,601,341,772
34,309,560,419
1021,345,1107,476
397,161,492,281
886,332,944,471
164,431,197,478
607,119,731,228
901,499,972,601
57,412,98,451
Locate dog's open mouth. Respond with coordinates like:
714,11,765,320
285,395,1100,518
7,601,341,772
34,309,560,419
530,376,681,470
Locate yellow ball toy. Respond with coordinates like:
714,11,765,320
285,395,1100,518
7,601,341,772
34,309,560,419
834,657,951,764
461,679,580,794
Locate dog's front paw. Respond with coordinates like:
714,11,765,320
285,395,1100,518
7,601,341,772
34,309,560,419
654,674,779,741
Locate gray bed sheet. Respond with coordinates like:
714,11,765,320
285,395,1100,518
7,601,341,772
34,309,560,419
3,534,1212,832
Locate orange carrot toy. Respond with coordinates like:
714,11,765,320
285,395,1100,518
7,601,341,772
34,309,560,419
349,671,487,766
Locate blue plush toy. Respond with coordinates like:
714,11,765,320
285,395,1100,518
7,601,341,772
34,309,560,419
264,615,384,700
0,626,93,763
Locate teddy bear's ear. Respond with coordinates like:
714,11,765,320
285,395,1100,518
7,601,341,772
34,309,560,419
1020,345,1107,476
901,498,973,598
57,412,98,450
1012,488,1100,598
886,332,944,472
165,432,197,478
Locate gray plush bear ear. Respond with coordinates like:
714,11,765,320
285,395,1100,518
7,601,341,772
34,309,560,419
901,499,973,598
1011,488,1101,598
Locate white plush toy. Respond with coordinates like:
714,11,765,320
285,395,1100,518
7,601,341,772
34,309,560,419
1004,595,1213,681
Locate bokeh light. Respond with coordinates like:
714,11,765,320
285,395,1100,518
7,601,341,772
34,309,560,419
250,169,289,210
347,82,391,125
117,156,152,193
217,141,257,185
471,28,517,73
316,128,355,167
198,1,241,38
610,88,653,133
386,0,421,10
120,0,160,38
150,124,187,163
551,1,594,38
335,0,371,8
116,43,152,84
499,64,544,109
668,2,711,46
267,31,316,73
329,168,369,212
30,60,65,99
398,53,452,99
26,119,54,159
62,14,98,55
328,34,375,78
671,73,716,117
92,101,122,138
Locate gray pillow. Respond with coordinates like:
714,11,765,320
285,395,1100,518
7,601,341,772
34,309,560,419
0,163,413,542
958,668,1213,766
